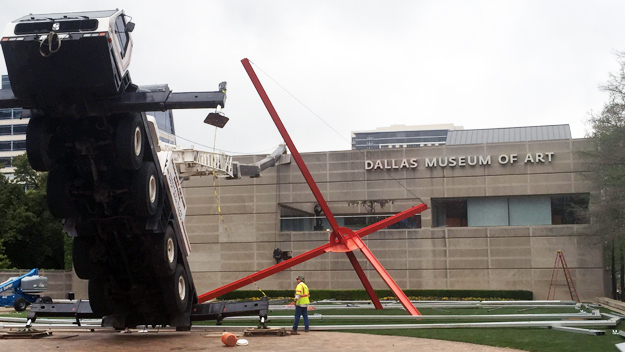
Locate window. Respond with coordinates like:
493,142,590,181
552,195,589,224
0,157,10,167
0,141,11,151
115,15,130,57
0,109,12,120
432,199,467,227
0,126,11,136
432,195,589,227
12,124,27,135
1,76,9,90
279,205,421,232
12,141,26,151
149,110,175,135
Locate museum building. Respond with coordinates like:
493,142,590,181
181,124,603,301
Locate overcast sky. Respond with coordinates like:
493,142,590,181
1,1,623,154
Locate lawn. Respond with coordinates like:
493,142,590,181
353,325,625,352
213,305,625,351
1,304,623,351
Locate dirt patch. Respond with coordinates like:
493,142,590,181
0,330,526,352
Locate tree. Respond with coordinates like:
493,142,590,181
586,51,625,299
0,154,68,269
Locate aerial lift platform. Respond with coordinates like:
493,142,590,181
0,269,50,312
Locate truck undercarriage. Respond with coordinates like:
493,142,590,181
0,9,256,329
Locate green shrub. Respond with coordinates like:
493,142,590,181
216,289,533,301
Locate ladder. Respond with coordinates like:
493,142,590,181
547,250,580,302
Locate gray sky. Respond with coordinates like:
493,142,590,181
1,1,623,154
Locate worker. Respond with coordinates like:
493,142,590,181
291,275,310,334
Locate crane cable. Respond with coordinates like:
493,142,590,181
212,126,228,234
211,126,267,298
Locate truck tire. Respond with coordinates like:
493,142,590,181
132,161,160,217
46,166,75,219
73,237,103,280
13,297,29,312
116,114,145,170
152,226,178,277
26,117,54,171
88,276,114,317
162,264,190,316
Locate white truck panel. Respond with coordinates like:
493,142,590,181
161,150,191,256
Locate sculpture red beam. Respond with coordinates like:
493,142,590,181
198,59,427,315
197,202,427,302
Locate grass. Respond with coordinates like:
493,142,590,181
1,305,624,351
205,305,625,351
341,306,625,352
352,326,625,352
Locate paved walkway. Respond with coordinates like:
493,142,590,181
0,330,527,351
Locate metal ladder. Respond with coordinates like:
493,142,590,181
547,250,580,302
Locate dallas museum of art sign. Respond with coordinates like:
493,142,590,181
365,152,555,171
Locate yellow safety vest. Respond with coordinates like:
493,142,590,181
295,282,310,305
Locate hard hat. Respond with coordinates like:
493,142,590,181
296,275,305,281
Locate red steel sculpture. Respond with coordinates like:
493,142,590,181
197,58,427,315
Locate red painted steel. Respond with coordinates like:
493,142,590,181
199,203,427,303
352,236,421,315
356,203,428,238
346,251,383,309
198,204,427,302
198,59,428,313
241,58,342,241
198,242,332,302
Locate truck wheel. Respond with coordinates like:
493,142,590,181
162,264,190,315
116,114,145,170
88,276,114,317
152,226,178,277
47,166,75,219
132,162,159,217
73,237,103,280
26,117,54,171
14,297,29,312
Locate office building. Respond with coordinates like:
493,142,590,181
0,75,25,175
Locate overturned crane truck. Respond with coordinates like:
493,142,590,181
0,9,276,330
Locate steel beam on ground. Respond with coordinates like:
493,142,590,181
299,318,620,330
217,311,600,321
549,325,605,335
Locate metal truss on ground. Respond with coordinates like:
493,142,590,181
2,300,620,335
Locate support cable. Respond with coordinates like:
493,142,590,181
249,60,422,202
211,126,229,235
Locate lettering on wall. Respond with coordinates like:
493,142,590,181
365,152,555,171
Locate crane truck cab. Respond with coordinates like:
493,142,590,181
1,9,134,101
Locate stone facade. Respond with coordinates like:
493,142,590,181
180,138,605,301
